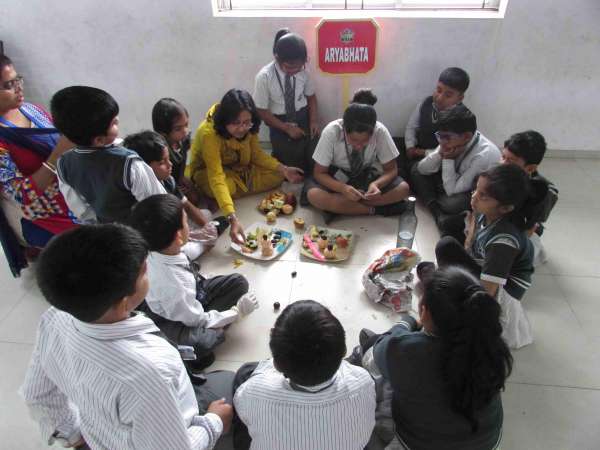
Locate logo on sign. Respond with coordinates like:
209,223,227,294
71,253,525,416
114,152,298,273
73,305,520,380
340,28,355,44
317,19,378,74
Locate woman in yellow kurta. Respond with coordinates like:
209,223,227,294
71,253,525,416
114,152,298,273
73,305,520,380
188,89,303,244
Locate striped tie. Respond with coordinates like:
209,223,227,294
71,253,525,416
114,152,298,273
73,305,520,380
284,74,296,123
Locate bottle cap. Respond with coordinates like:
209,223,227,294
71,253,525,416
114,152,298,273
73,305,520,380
398,231,414,240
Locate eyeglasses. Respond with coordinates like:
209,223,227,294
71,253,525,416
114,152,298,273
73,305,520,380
230,120,253,129
434,131,460,142
1,75,24,91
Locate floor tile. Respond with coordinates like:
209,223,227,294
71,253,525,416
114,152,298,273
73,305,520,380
541,207,600,277
510,275,600,389
0,286,47,345
212,260,296,363
0,341,50,450
502,382,600,450
208,359,245,373
0,259,36,322
539,158,600,209
554,275,600,340
290,262,409,335
574,158,600,181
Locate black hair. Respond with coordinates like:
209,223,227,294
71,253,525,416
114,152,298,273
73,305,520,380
351,88,377,106
435,104,477,134
0,54,13,72
50,86,119,146
273,32,307,64
272,28,291,54
129,194,184,251
270,300,346,386
36,224,148,323
123,130,168,165
152,98,189,136
504,130,547,165
479,163,543,230
213,89,261,139
343,103,377,135
439,67,470,93
422,266,512,432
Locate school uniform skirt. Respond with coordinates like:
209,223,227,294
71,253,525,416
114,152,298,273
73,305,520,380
497,287,534,349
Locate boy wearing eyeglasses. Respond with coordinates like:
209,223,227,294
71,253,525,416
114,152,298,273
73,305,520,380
400,67,470,181
411,105,501,239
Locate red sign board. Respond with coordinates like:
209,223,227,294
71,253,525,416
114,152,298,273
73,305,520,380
317,19,378,75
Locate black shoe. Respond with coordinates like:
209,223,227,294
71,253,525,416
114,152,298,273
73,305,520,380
359,328,377,350
345,345,363,367
212,216,230,236
375,201,408,217
185,352,215,372
416,261,436,282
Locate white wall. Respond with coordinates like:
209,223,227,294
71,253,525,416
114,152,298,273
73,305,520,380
1,0,599,151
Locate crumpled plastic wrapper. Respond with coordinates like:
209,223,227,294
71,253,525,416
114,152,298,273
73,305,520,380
362,248,421,313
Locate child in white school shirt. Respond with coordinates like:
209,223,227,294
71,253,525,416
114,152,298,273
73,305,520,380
254,28,319,173
130,194,258,369
21,224,233,450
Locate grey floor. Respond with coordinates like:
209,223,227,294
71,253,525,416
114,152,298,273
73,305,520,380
1,157,599,449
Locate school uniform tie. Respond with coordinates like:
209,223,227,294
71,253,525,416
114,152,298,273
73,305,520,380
348,149,365,179
187,260,208,304
284,74,296,123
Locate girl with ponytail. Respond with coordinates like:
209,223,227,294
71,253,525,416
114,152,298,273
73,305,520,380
371,266,511,450
435,163,542,348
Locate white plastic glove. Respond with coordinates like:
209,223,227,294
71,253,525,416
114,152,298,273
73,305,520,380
189,222,218,244
231,292,259,317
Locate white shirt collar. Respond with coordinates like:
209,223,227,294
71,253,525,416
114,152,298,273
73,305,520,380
272,60,302,80
466,130,480,148
287,371,339,393
149,250,189,266
72,312,159,340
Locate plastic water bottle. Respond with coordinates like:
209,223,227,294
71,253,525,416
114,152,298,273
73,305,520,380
397,196,417,249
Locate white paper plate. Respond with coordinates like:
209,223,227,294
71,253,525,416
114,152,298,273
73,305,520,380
230,223,293,261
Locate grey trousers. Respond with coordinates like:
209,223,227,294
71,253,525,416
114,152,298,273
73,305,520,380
142,273,249,356
269,107,318,173
198,371,237,450
409,165,471,215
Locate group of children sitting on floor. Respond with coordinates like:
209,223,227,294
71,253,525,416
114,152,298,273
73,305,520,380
16,28,559,450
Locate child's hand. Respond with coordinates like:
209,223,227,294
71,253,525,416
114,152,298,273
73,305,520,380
189,223,218,243
229,219,246,246
207,399,233,433
310,121,320,138
464,211,476,249
285,123,306,140
236,293,259,316
364,182,381,199
179,178,201,205
281,165,304,183
67,437,89,449
342,185,365,202
527,223,539,237
406,147,426,160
